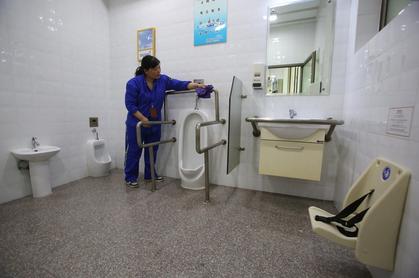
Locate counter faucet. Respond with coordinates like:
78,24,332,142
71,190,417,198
32,137,40,149
289,109,297,119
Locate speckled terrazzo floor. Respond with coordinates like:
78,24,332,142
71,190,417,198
0,170,371,278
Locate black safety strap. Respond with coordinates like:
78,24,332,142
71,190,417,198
315,189,374,237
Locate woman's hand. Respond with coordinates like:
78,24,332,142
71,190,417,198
188,82,206,90
140,116,151,128
133,111,151,127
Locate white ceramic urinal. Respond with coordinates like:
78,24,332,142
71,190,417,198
87,139,111,177
178,110,208,190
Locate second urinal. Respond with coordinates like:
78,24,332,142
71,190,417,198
86,139,111,177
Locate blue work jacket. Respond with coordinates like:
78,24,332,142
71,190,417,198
125,74,190,127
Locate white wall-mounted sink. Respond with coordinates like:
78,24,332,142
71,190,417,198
11,145,60,198
11,146,60,162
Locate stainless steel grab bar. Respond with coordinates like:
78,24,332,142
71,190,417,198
135,88,226,198
136,120,176,147
245,117,344,142
164,89,221,122
196,119,226,203
165,88,226,202
136,120,176,191
196,120,227,154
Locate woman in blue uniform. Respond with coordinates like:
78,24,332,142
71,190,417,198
124,55,205,187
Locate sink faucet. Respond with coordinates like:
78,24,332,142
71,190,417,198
289,109,297,119
32,137,40,149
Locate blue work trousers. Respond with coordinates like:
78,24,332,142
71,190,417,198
124,125,161,182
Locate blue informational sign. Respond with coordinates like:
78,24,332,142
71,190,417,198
382,167,391,181
194,0,227,46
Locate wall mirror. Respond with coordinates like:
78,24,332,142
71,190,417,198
266,0,335,96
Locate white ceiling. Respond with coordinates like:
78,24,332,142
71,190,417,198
270,0,320,25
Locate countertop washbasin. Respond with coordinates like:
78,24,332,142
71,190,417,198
11,146,60,162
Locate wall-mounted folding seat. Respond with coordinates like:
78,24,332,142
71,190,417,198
308,158,410,271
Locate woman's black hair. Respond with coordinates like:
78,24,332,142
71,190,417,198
135,55,160,76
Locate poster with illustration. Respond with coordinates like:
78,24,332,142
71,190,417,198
137,28,155,62
194,0,227,46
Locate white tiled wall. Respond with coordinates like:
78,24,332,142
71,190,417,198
0,0,114,203
335,1,419,277
107,0,346,200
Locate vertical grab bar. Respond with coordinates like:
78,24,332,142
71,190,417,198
136,120,176,191
196,119,226,202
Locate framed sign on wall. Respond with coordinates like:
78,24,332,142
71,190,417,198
137,27,156,62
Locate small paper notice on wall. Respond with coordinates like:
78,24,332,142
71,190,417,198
386,106,415,137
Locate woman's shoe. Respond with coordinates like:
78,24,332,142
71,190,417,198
125,181,139,188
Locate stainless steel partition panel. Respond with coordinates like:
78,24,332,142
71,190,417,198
227,76,244,175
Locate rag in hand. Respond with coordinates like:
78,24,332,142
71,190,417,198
196,85,213,98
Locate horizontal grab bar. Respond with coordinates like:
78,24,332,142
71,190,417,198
245,117,344,125
164,89,221,122
198,139,227,154
197,120,226,128
166,89,196,94
136,120,176,148
245,117,344,142
140,138,176,148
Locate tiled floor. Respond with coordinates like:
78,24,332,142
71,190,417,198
0,170,370,277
